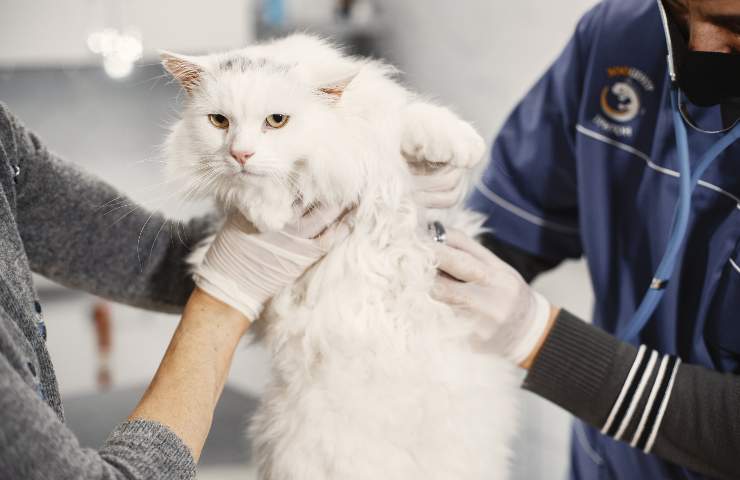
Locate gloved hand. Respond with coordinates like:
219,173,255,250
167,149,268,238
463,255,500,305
194,205,351,321
410,164,470,209
429,227,553,365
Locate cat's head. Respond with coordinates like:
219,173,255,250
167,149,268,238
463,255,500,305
163,35,406,232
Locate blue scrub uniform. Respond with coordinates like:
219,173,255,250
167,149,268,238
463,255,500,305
468,0,740,478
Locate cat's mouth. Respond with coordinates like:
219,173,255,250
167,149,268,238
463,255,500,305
235,166,268,178
241,169,267,178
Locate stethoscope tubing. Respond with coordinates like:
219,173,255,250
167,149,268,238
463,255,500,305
620,86,740,341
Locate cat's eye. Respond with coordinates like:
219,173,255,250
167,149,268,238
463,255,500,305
208,114,230,129
265,113,289,129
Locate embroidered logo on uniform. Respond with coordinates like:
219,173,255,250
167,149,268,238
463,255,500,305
593,66,654,138
600,83,640,122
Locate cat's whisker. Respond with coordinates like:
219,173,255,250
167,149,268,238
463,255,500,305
136,211,159,270
146,216,171,266
102,170,212,216
102,202,136,217
181,175,219,203
171,221,185,249
173,219,191,250
135,168,221,266
112,167,216,235
96,167,214,212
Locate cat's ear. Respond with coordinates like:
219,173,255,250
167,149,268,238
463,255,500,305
318,73,358,102
161,51,205,94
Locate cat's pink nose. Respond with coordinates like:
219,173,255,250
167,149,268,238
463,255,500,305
230,149,254,166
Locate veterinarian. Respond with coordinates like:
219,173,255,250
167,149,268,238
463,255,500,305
431,0,740,479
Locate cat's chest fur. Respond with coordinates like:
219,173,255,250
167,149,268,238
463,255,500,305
250,205,518,480
263,203,437,353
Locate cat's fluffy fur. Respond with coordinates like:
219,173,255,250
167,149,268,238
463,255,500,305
163,34,518,480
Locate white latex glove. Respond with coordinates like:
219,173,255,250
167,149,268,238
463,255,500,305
429,227,552,364
194,206,351,321
411,164,469,209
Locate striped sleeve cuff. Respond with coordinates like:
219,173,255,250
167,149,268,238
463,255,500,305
601,345,681,452
522,309,681,453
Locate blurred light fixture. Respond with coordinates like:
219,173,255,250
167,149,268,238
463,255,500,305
87,28,142,79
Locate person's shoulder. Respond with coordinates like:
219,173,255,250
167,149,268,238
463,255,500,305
577,0,659,37
0,103,43,165
588,0,658,20
0,102,14,139
0,102,16,164
0,102,21,134
572,0,663,64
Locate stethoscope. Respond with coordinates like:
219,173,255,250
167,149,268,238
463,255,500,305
620,1,740,341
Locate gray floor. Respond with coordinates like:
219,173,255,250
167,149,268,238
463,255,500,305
65,385,257,466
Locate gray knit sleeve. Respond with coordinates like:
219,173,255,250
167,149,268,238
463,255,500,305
0,102,217,313
0,345,196,480
523,309,740,480
100,420,197,479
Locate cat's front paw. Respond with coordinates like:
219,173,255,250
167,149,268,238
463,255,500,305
401,102,486,169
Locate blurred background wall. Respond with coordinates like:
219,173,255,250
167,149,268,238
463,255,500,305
0,0,252,65
0,1,597,478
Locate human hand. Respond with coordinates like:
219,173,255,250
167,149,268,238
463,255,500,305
193,205,351,321
429,227,554,365
410,164,472,209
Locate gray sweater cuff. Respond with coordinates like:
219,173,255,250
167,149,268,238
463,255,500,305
100,419,197,480
522,309,638,427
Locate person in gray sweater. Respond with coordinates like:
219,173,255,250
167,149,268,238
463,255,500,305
0,102,351,479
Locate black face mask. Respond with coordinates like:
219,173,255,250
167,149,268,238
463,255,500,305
676,50,740,107
677,50,740,127
660,0,740,127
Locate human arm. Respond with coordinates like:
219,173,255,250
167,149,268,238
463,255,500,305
0,301,198,480
1,289,252,480
524,309,740,480
432,229,740,480
130,195,351,451
0,102,214,313
128,287,249,461
0,194,346,480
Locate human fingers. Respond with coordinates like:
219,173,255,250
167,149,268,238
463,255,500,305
414,180,466,209
430,275,470,306
443,228,511,271
284,203,344,239
430,241,488,284
314,209,354,251
412,165,463,193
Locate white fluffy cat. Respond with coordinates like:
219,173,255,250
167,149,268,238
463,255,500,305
162,34,518,480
